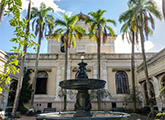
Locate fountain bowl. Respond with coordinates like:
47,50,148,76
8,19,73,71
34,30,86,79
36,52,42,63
59,79,106,90
36,111,130,120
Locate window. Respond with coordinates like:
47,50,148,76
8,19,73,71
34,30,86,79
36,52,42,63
35,71,48,94
115,71,129,94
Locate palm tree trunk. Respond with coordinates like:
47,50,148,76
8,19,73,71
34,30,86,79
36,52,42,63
11,1,31,116
30,23,43,109
0,3,5,25
163,0,165,19
131,30,136,111
140,11,152,109
97,25,101,111
63,31,69,111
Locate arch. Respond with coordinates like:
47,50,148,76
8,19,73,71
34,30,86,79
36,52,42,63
115,71,129,94
35,71,48,94
144,81,156,105
7,80,17,106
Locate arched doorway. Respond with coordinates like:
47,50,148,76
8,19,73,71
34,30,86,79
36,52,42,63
7,80,17,106
161,75,165,97
144,81,156,105
35,71,48,94
115,71,129,94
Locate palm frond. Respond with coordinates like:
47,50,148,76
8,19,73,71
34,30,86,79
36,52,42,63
107,19,117,26
103,27,107,44
68,15,79,26
47,7,54,12
85,18,94,24
55,19,67,27
105,25,115,36
72,34,76,48
144,11,149,40
32,19,37,31
40,2,46,10
52,28,64,41
145,6,162,20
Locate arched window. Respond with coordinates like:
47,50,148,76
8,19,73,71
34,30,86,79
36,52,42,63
115,71,129,94
8,80,17,106
144,82,156,105
36,71,48,94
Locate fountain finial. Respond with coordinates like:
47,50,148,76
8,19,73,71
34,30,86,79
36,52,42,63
75,56,88,79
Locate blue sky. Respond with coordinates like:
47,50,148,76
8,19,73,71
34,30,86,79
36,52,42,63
0,0,164,53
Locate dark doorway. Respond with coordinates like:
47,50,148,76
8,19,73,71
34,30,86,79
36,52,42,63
35,71,48,94
112,102,116,108
7,81,17,106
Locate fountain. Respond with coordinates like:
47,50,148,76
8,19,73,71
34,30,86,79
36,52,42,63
36,56,130,120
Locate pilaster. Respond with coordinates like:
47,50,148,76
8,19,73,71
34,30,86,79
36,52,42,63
102,65,108,90
55,65,62,101
153,76,162,111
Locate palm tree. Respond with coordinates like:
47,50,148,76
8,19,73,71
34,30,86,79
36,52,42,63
119,8,137,111
52,13,85,111
163,0,165,19
11,0,31,116
85,9,116,110
0,3,5,25
29,2,55,109
128,0,162,107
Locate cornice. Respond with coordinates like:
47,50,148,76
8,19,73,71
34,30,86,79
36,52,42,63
137,48,165,73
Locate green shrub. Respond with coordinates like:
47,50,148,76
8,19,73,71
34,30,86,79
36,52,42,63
14,114,21,118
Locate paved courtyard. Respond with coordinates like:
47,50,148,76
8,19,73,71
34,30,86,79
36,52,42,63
12,114,154,120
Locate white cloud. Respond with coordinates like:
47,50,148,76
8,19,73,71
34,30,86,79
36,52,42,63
115,34,155,53
21,0,65,13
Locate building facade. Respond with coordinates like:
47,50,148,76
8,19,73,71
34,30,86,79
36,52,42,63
1,13,165,112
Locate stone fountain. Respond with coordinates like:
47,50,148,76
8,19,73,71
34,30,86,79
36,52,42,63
36,56,130,120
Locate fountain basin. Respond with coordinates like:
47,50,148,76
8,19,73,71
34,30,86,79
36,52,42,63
59,79,106,90
36,111,130,120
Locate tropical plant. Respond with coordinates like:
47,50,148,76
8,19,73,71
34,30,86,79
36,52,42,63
17,68,33,114
119,8,137,111
29,2,55,109
11,0,32,116
127,0,162,112
85,9,116,110
52,13,85,111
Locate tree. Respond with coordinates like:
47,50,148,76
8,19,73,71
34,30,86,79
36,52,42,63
85,9,116,110
163,0,165,19
18,68,33,114
0,2,5,24
11,0,32,116
52,13,85,111
29,2,55,109
119,8,137,111
128,0,162,110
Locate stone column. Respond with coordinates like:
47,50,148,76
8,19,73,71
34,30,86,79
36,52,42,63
153,76,162,111
102,66,108,90
1,85,9,111
136,70,145,107
55,66,62,101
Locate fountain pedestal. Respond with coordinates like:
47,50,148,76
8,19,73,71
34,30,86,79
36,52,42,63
74,90,92,117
